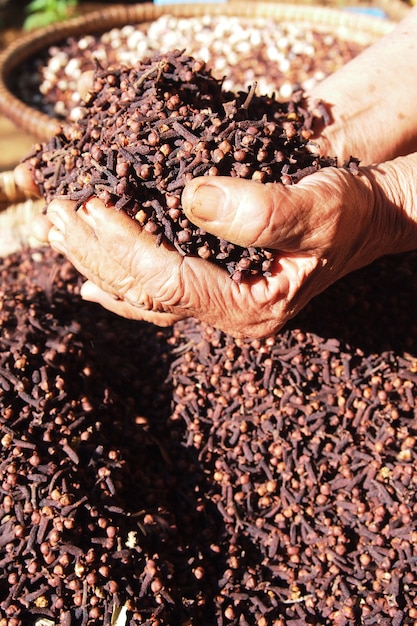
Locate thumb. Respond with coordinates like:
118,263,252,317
181,176,303,250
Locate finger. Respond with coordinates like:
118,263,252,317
32,213,52,243
47,198,93,249
182,175,321,252
47,199,117,288
13,162,40,197
80,280,185,326
79,197,188,301
47,198,188,312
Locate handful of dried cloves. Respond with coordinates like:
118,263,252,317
24,50,339,281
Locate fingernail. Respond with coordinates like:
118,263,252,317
80,281,98,302
79,201,97,229
48,227,66,253
183,181,225,223
84,197,109,228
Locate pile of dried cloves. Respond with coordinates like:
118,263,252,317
24,50,340,281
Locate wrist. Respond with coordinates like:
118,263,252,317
362,153,417,258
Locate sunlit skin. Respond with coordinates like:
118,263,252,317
14,7,417,338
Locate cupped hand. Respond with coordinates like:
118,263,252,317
42,194,318,337
34,158,410,339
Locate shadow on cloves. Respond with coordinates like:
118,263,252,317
288,250,417,357
0,248,237,625
65,313,235,624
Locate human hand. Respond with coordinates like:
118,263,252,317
14,162,40,198
40,192,318,337
32,153,417,339
306,7,417,164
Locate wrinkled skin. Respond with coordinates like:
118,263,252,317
14,6,417,338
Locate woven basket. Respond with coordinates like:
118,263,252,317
0,169,42,257
0,1,394,142
0,200,44,258
0,169,34,204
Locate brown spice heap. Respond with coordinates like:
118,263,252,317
0,245,417,625
24,50,340,281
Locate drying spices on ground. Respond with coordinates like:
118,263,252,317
3,14,417,626
0,245,416,626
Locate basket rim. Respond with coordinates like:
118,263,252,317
0,1,395,142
